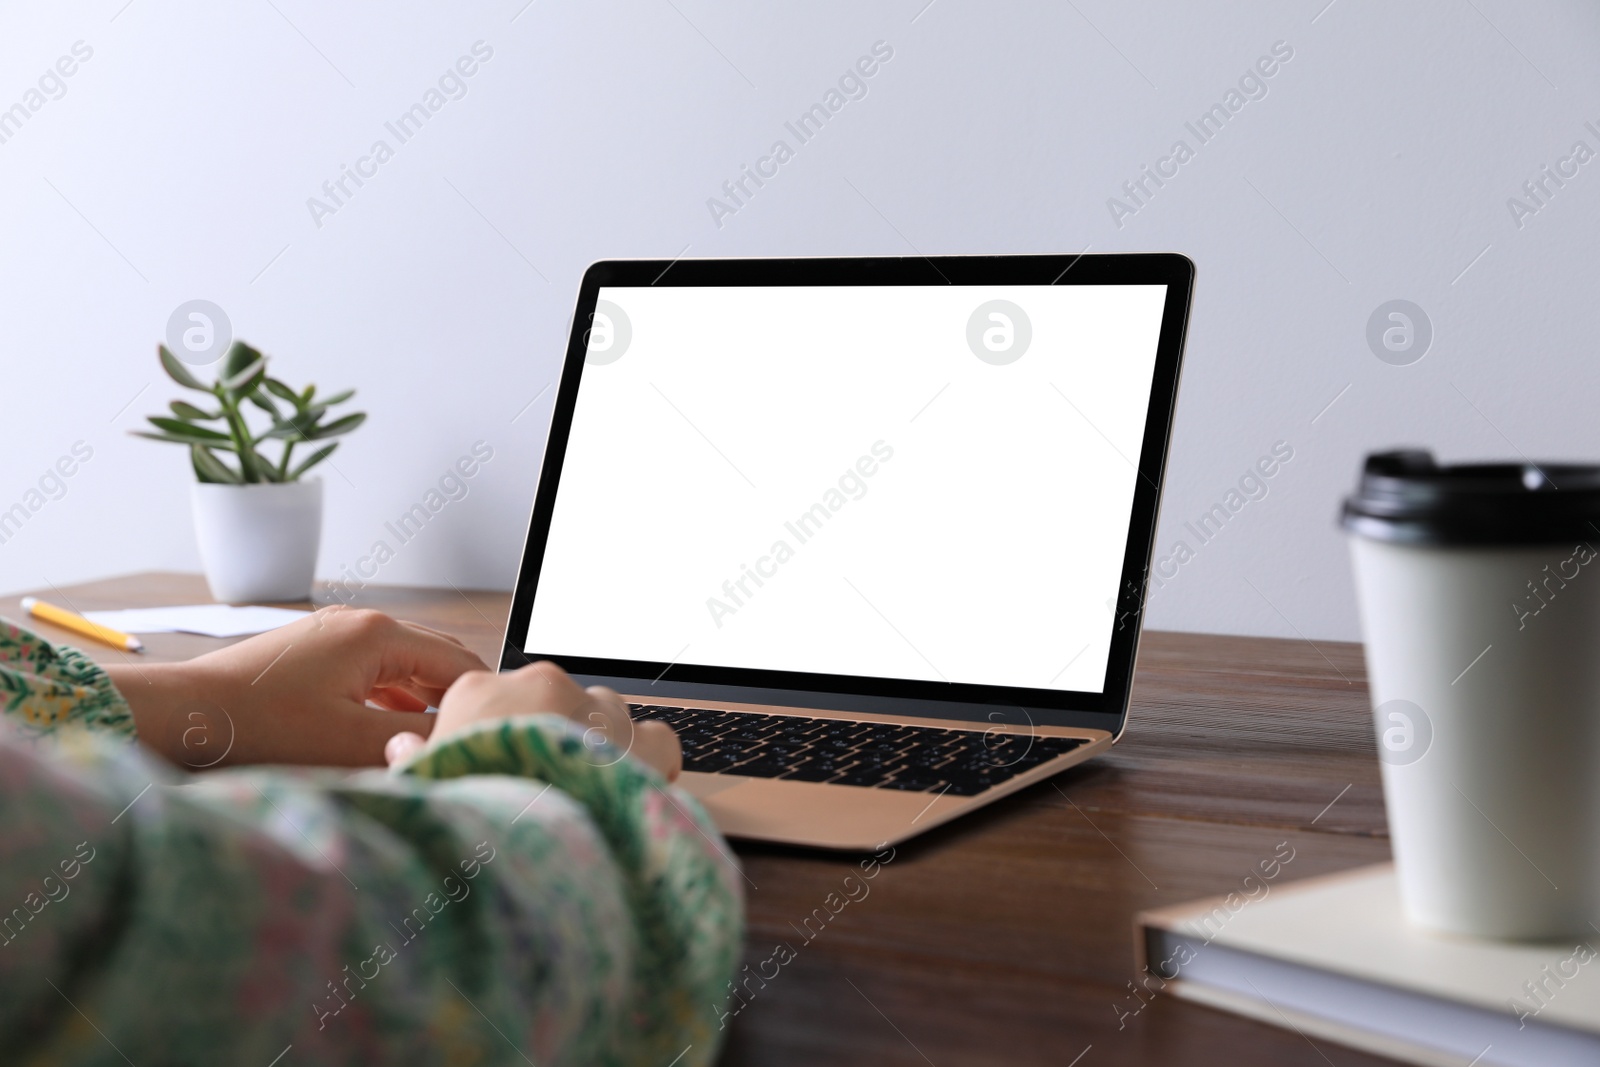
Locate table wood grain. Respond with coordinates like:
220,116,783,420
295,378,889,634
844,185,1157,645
1,573,1398,1066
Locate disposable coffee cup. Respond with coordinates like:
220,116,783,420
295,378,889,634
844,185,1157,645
1343,450,1600,940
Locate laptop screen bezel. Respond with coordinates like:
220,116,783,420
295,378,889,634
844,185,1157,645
499,254,1193,736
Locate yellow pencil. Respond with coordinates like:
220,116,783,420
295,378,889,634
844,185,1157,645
19,596,144,653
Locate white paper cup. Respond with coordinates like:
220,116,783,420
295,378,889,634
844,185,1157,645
1344,451,1600,940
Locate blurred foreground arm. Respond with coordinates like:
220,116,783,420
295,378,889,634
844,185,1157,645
0,638,742,1066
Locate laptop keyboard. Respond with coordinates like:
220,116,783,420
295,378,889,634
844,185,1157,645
628,704,1085,796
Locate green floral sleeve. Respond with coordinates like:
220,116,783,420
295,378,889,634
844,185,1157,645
398,715,746,1061
0,618,135,742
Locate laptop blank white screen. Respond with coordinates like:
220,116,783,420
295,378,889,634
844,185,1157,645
524,284,1167,695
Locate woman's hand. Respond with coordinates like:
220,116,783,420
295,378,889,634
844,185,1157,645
105,606,487,769
384,661,683,782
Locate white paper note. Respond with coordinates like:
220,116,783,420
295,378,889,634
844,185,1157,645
82,604,310,638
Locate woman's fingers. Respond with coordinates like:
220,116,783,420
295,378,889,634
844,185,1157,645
579,686,681,781
635,720,683,781
430,663,681,779
510,660,592,715
398,619,474,651
581,685,632,737
368,686,431,713
366,614,489,695
385,730,427,766
370,679,455,710
431,664,563,739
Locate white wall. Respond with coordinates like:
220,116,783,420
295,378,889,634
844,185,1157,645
2,0,1597,643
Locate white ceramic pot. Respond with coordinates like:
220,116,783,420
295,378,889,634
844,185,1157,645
192,479,322,603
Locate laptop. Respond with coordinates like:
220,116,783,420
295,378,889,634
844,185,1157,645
500,253,1193,849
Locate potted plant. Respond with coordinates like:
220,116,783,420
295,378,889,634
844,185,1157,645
135,342,365,603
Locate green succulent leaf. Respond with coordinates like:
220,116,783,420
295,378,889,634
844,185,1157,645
190,444,241,484
170,399,221,421
147,416,232,442
247,392,282,419
158,345,208,391
251,450,282,482
132,430,238,450
263,410,320,440
264,378,304,408
290,442,338,479
316,389,355,408
305,411,366,440
222,341,262,380
282,404,327,428
220,357,267,394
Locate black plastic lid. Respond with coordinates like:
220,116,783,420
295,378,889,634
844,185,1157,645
1341,450,1600,546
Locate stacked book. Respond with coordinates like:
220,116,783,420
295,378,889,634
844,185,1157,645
1137,864,1600,1067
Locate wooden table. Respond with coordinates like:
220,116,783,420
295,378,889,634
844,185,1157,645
3,573,1398,1066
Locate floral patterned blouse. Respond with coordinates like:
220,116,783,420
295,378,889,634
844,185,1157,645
0,619,743,1066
